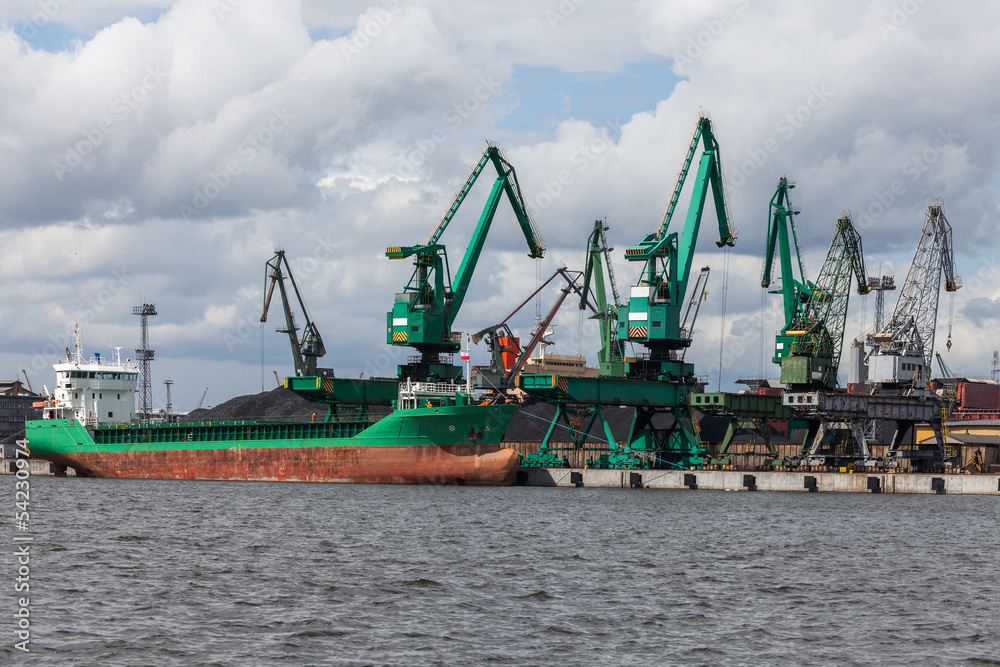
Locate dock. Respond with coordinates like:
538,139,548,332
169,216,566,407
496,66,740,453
516,467,1000,495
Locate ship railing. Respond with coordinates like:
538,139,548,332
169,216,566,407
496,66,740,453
397,379,470,409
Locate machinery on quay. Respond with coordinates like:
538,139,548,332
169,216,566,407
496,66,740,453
781,200,960,469
261,249,327,377
696,182,871,467
386,142,545,383
761,177,816,366
519,113,736,469
778,211,870,390
865,198,961,390
579,220,626,377
471,267,587,397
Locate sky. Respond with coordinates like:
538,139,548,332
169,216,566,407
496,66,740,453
2,0,999,411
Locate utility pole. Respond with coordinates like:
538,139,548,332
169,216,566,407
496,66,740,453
134,303,157,419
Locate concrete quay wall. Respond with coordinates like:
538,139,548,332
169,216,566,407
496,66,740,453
518,468,1000,495
0,459,75,476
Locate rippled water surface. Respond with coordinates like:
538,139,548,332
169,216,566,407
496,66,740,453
4,478,999,665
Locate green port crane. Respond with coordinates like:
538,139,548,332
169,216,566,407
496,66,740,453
761,177,820,365
780,212,870,389
519,113,737,471
579,220,625,377
386,142,545,383
261,249,326,377
618,113,737,382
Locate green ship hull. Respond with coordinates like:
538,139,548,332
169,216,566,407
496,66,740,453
24,402,520,485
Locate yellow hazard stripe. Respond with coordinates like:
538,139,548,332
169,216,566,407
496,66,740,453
629,326,647,339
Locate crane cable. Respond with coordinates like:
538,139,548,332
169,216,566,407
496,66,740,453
947,291,955,351
260,322,265,393
758,283,766,379
717,246,731,391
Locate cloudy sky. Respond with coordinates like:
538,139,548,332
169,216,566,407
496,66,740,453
2,0,999,410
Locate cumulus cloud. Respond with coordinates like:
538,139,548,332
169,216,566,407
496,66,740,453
2,0,999,406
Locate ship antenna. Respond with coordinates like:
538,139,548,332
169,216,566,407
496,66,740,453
463,333,472,396
74,323,83,364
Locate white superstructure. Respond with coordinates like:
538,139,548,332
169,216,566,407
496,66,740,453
41,325,138,424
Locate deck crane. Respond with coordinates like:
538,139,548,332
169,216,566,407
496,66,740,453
780,212,871,389
260,249,326,377
867,198,961,389
471,267,587,393
618,113,737,383
761,177,819,365
579,220,625,377
386,142,545,383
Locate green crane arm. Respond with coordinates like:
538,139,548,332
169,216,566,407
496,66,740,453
384,142,545,381
449,177,507,324
785,212,870,386
418,142,544,257
655,115,737,249
260,250,326,377
762,177,813,322
617,112,736,374
580,221,624,374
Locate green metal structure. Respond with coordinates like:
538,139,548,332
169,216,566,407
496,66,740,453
780,212,870,389
520,113,736,470
579,220,625,377
386,142,545,382
691,392,792,466
618,114,737,379
261,249,326,377
761,177,818,365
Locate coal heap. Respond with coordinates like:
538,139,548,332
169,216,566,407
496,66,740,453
181,387,327,422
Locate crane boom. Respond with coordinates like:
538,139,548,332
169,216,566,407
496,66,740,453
386,142,545,382
618,112,736,381
761,177,819,364
503,270,585,385
781,212,870,389
580,221,625,376
261,250,326,377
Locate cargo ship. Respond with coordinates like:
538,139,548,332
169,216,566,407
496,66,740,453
24,329,520,485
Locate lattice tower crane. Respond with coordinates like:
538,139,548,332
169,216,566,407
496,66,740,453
781,212,870,389
579,220,625,376
867,198,961,389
